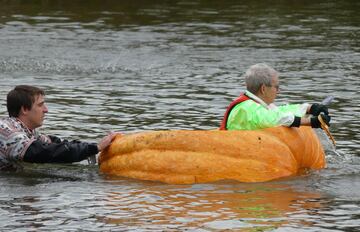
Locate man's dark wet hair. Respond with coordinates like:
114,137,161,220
6,85,45,117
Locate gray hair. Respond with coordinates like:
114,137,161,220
243,63,278,94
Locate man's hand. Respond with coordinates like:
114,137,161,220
309,103,329,116
97,132,120,152
311,114,331,128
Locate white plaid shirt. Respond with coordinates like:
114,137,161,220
0,117,51,171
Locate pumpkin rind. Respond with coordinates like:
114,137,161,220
99,126,325,184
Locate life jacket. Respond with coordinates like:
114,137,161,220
219,93,250,130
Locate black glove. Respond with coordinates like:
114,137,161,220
311,114,331,128
290,116,301,127
309,103,329,116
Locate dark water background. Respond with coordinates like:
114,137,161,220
0,1,359,231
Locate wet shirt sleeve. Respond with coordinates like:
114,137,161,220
23,139,99,163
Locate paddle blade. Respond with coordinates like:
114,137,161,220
321,96,334,106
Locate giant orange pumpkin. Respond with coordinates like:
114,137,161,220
99,126,325,184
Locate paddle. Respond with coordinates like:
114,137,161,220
321,96,334,106
319,96,336,146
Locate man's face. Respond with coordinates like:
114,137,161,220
263,75,280,104
22,94,48,130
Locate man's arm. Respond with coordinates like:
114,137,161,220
291,114,331,128
23,132,118,164
23,140,98,163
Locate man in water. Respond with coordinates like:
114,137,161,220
0,85,117,171
220,63,331,130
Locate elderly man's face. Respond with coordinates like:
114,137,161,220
263,75,279,104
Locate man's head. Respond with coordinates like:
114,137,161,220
244,63,279,104
7,85,48,130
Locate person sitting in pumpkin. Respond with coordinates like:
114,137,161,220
220,63,331,130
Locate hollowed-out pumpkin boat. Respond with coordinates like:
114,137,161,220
98,126,326,184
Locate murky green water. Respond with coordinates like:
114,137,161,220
1,1,359,231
